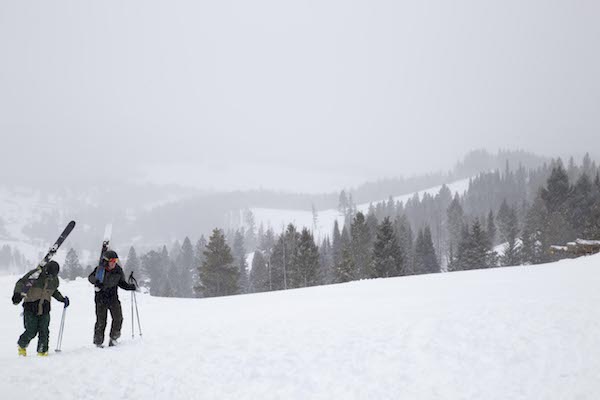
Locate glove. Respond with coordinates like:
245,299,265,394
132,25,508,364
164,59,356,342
63,297,70,308
12,293,22,305
94,282,104,289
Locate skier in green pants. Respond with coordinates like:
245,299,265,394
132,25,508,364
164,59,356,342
12,260,70,356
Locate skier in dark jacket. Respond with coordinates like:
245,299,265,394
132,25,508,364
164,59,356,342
12,260,70,356
88,250,136,347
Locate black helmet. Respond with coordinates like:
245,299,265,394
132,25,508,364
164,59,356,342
46,260,60,276
102,250,119,261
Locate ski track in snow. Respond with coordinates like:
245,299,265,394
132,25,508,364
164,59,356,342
1,254,600,399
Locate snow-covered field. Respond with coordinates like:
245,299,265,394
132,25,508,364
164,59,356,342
2,253,599,399
251,177,471,240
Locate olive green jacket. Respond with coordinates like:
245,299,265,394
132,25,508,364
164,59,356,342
15,268,65,315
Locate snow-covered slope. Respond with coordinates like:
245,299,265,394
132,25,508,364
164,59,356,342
2,254,599,399
250,177,471,240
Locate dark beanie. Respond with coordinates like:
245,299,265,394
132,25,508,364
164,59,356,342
46,260,60,276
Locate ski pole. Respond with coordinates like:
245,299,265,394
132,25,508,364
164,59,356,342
55,306,67,352
131,290,135,339
133,290,143,337
129,272,143,338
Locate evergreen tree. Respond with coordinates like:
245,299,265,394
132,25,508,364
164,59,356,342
365,207,379,245
319,237,333,284
141,249,165,296
124,246,141,285
178,237,195,297
540,164,570,214
541,165,575,246
259,227,276,255
331,220,342,268
233,230,249,293
414,226,439,274
293,228,320,287
350,212,372,279
486,210,496,246
249,251,269,292
270,224,299,290
521,196,549,264
568,173,594,238
159,245,176,297
62,248,82,280
371,217,403,278
446,194,464,269
169,240,182,264
244,209,257,251
455,219,495,270
394,215,414,275
587,176,600,239
334,228,354,283
497,200,520,266
199,229,238,297
193,236,207,296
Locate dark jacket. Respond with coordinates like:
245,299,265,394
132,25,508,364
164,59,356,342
88,265,135,305
15,269,65,315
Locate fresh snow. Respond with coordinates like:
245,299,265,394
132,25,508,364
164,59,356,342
2,253,600,399
250,177,471,241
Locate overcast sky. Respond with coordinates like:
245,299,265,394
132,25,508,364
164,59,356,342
1,1,598,192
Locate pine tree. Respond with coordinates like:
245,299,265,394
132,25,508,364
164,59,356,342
541,164,570,214
62,248,82,280
486,210,496,246
371,217,403,278
541,164,575,246
124,246,141,285
521,196,549,264
199,229,238,297
334,229,354,283
249,251,269,292
414,226,439,274
193,236,207,296
568,173,594,238
446,194,464,268
269,224,300,290
497,200,520,266
319,237,333,284
331,220,342,268
141,250,165,296
395,215,414,274
350,212,372,279
455,219,495,270
233,230,249,293
259,227,276,255
293,228,320,287
178,237,195,297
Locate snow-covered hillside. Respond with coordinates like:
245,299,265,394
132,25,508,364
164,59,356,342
250,177,471,240
2,254,599,399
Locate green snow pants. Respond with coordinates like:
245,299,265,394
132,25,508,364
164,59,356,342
18,309,51,353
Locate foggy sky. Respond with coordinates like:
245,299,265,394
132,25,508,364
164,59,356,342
1,1,599,192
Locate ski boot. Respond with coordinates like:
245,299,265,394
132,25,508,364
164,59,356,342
109,338,118,347
18,346,26,357
37,352,48,357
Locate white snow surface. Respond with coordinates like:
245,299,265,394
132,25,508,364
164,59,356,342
2,253,600,399
251,177,471,241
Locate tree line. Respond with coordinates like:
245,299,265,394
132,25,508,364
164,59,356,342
60,154,600,298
